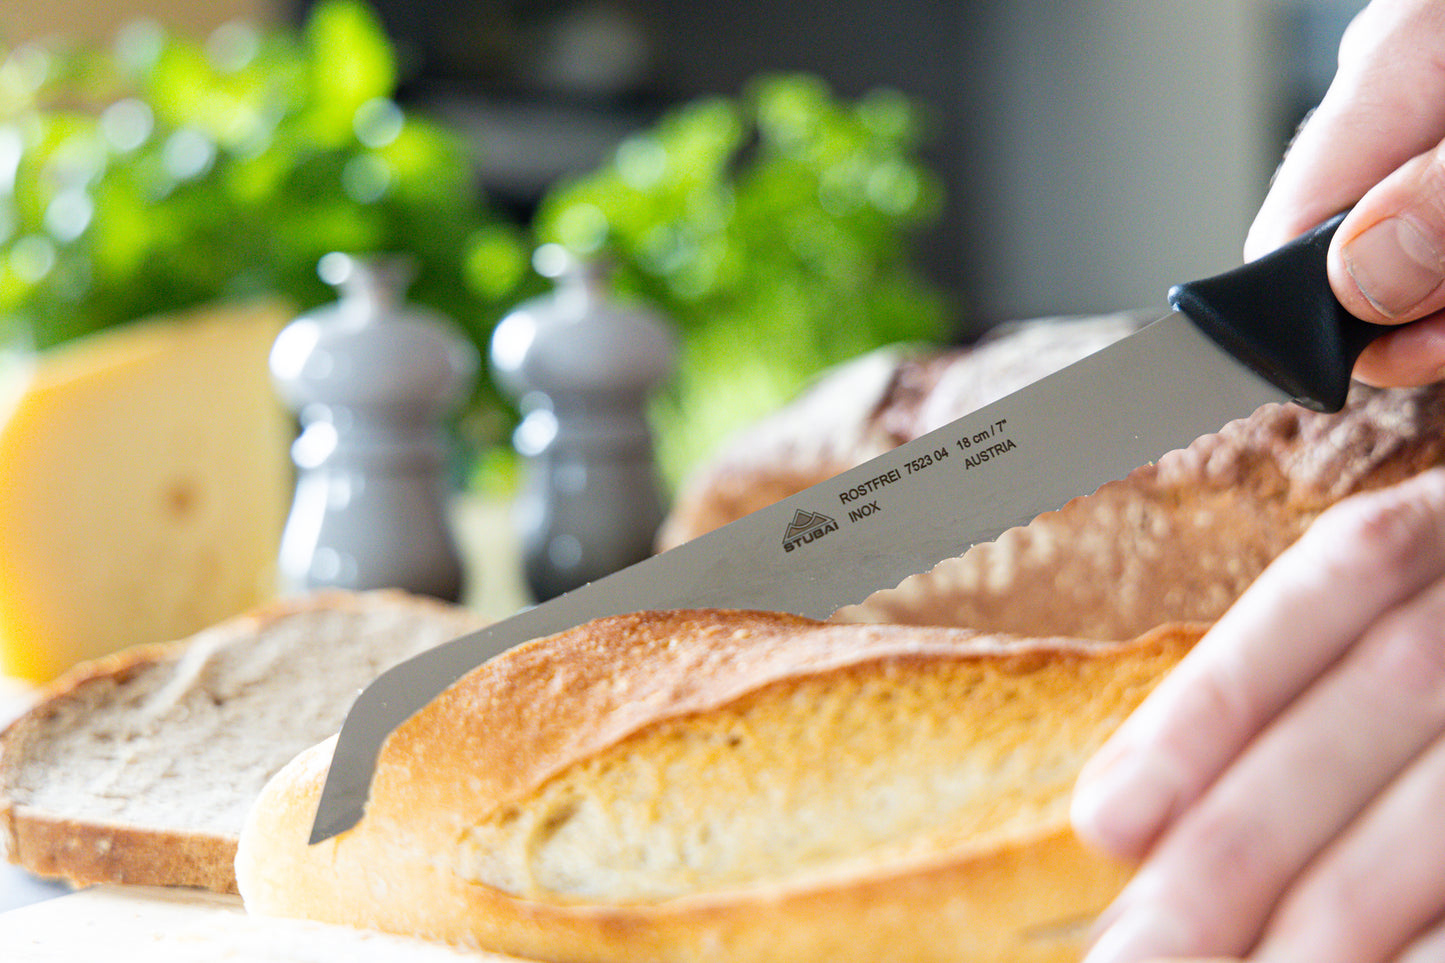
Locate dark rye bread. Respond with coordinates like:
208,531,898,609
0,590,484,894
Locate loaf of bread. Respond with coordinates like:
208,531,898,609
658,313,1151,551
238,609,1202,963
0,590,483,894
838,379,1445,638
663,314,1445,640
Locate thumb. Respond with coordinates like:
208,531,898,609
1331,148,1445,324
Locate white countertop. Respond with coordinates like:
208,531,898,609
1,884,520,960
0,866,69,914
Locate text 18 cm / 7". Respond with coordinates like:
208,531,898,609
957,419,1008,450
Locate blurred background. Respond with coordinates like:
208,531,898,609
2,0,1367,315
0,0,1368,482
0,0,1375,508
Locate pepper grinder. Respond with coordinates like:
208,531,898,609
270,253,478,602
491,246,675,602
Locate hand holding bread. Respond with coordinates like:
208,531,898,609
1070,0,1445,959
1075,470,1445,963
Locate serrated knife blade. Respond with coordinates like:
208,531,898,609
309,212,1390,845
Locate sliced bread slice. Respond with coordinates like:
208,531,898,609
238,609,1203,963
0,590,483,894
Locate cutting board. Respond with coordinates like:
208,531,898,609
0,884,534,961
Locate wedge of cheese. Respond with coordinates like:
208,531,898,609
0,302,293,682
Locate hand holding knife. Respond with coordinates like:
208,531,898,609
309,212,1389,846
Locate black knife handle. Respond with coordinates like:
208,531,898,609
1168,212,1393,413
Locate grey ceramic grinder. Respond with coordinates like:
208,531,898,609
270,254,478,602
491,246,675,602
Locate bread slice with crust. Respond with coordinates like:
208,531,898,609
238,609,1203,963
0,590,483,894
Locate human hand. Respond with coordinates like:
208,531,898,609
1070,468,1445,962
1245,0,1445,389
1068,5,1445,957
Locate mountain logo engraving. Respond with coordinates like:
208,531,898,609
782,509,839,553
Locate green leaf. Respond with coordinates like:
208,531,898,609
463,223,528,301
535,72,953,483
303,0,396,147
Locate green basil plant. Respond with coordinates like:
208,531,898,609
0,0,953,487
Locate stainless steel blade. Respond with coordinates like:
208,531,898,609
309,310,1290,843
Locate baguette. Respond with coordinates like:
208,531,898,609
238,608,1202,963
0,590,483,893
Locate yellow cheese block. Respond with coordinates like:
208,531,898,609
0,302,294,682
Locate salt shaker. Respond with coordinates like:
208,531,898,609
270,254,478,602
491,246,675,601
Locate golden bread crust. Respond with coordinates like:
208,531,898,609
238,612,1203,962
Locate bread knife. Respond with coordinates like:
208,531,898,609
310,212,1390,844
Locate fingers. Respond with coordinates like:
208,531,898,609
1072,469,1445,862
1089,569,1445,963
1254,731,1445,963
1397,916,1445,963
1071,470,1445,962
1352,314,1445,388
1329,157,1445,387
1246,0,1445,259
1330,157,1445,323
1242,0,1445,386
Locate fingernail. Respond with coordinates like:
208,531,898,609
1343,215,1445,318
1071,747,1177,859
1084,907,1193,963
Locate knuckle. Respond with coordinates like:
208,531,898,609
1165,656,1258,766
1336,5,1378,69
1341,0,1445,71
1360,591,1445,710
1156,804,1287,945
1419,146,1445,219
1188,807,1279,893
1308,480,1444,582
1267,870,1378,962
